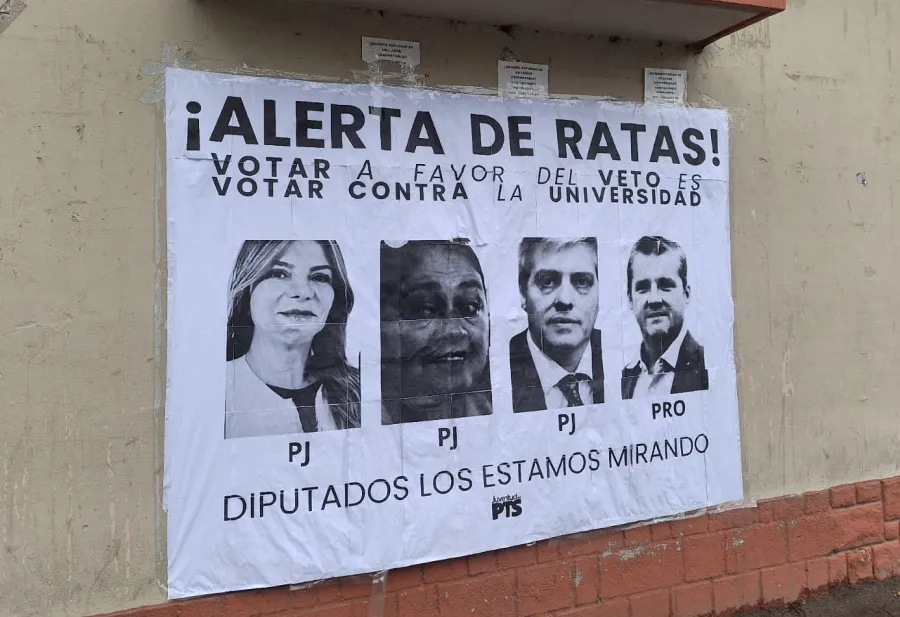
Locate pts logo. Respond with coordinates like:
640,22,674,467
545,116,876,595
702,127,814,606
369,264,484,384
491,494,523,520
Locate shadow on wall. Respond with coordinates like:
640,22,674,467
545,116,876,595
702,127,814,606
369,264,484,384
174,0,695,99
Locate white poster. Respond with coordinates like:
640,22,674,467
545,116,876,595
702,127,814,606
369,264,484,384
645,68,687,106
164,67,741,599
498,61,549,99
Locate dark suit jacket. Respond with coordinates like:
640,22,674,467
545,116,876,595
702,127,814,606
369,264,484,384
621,330,709,400
509,329,604,412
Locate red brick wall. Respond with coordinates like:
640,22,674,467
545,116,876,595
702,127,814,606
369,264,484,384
100,476,900,617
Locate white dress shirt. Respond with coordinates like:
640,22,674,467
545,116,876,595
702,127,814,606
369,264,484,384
526,333,594,409
626,326,688,399
225,356,337,438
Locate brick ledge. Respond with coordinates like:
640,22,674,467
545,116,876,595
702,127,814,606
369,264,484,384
95,476,900,617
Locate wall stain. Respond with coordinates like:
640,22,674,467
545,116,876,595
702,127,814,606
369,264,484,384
785,72,844,86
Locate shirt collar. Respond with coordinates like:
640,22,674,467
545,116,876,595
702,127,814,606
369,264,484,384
526,331,593,394
627,326,688,374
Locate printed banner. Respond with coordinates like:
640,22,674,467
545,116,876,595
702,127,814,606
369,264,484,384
163,67,742,599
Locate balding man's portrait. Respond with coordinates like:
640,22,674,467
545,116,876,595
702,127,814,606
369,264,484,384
622,236,709,400
509,237,604,412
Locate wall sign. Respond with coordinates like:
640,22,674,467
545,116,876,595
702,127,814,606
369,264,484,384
498,60,549,98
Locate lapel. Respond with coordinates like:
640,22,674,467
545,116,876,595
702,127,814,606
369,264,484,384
509,330,548,412
589,329,605,404
229,357,295,414
621,363,641,400
621,330,701,400
671,331,707,394
675,331,700,371
226,357,306,438
229,357,333,429
510,329,605,410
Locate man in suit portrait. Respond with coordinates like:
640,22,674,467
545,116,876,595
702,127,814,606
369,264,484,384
509,237,604,412
622,236,709,400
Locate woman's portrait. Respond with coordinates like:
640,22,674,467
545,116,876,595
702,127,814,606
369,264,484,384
225,240,361,438
380,239,493,425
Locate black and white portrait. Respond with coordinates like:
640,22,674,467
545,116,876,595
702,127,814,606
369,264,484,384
225,240,361,438
380,239,493,424
510,237,605,412
621,236,709,400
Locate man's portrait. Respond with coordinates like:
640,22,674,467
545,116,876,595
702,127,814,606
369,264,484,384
622,236,709,400
509,237,604,412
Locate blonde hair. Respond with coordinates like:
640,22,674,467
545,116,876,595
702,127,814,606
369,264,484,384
227,240,360,429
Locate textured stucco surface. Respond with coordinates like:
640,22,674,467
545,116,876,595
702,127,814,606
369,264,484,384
1,0,898,615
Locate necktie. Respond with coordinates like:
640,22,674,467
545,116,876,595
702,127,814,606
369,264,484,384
556,373,590,407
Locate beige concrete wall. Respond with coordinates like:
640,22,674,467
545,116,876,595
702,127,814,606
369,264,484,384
1,0,898,615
